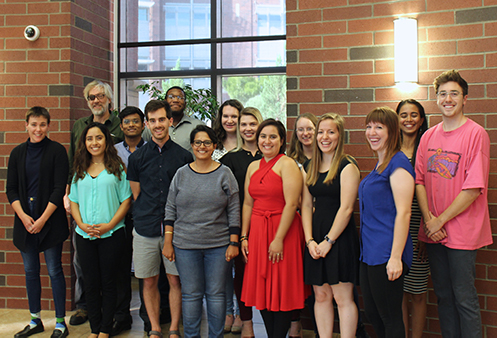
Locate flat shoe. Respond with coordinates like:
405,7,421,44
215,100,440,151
15,322,44,338
50,327,69,338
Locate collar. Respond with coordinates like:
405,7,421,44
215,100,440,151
172,113,192,129
85,111,117,126
123,138,145,150
151,137,172,152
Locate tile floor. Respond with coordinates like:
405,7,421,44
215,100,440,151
0,277,321,337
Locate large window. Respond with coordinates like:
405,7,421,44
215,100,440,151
118,0,286,122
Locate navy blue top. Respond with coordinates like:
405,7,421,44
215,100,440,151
127,138,193,237
359,151,414,268
26,137,48,207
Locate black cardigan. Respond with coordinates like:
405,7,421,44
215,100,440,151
6,138,69,252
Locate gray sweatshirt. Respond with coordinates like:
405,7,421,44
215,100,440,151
164,163,240,249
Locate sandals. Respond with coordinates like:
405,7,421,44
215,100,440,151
148,329,181,337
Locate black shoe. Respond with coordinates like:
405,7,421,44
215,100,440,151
50,327,69,338
14,322,44,338
69,308,88,326
111,319,132,336
356,322,370,338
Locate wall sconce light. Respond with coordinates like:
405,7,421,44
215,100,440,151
394,17,418,83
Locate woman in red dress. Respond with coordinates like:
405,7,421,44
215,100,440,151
240,119,306,338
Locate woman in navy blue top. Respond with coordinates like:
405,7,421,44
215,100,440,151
358,107,414,337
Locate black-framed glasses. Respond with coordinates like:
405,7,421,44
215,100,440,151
87,93,106,101
166,94,185,101
192,140,213,147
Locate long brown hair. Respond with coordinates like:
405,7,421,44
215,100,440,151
365,107,401,174
306,113,354,186
288,113,318,164
212,99,244,150
72,122,125,182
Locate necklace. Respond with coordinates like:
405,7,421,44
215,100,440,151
92,161,104,165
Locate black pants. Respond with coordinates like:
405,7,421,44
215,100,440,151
359,262,406,338
76,228,124,334
260,310,293,338
114,214,134,323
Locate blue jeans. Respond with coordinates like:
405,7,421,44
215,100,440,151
21,196,66,319
225,261,239,316
21,236,66,318
175,245,230,338
427,244,481,338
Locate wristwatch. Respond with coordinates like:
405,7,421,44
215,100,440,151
229,241,240,247
324,235,336,245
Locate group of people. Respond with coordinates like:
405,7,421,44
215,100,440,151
6,69,491,338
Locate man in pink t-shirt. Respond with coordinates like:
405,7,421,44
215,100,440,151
415,70,491,338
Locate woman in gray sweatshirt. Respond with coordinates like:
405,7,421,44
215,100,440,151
163,125,240,338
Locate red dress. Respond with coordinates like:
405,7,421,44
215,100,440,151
241,154,307,312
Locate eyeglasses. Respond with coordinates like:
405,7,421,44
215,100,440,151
297,127,315,133
437,91,461,99
166,94,185,101
122,118,141,125
87,93,106,101
192,140,213,147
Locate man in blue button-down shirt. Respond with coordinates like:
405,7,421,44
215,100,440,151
127,100,193,338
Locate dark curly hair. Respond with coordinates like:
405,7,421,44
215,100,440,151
72,122,125,182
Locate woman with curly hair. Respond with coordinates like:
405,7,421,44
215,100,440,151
396,99,430,338
69,122,132,338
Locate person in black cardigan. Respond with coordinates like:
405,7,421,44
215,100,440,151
6,107,70,338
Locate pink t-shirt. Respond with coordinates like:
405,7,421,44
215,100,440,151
415,119,492,250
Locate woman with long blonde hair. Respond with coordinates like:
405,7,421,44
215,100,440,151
302,113,360,337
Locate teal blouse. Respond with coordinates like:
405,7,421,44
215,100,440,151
69,170,132,239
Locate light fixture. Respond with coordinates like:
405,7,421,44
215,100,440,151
394,17,418,83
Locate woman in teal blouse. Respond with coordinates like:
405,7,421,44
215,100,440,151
69,122,132,338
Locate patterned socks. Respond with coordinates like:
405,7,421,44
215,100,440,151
55,317,67,333
29,312,41,328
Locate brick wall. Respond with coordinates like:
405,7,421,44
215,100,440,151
287,1,497,336
0,0,114,310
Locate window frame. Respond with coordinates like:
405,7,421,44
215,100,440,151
117,0,286,107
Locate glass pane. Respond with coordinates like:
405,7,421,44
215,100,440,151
221,75,286,124
219,40,286,68
120,77,211,116
220,0,286,38
121,0,211,43
120,44,211,72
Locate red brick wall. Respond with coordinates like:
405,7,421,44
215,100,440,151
287,1,497,336
0,0,114,310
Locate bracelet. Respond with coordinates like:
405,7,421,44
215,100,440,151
306,238,315,247
229,241,240,247
324,235,336,245
239,235,248,242
165,231,173,235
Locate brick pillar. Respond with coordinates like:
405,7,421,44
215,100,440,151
0,0,114,311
